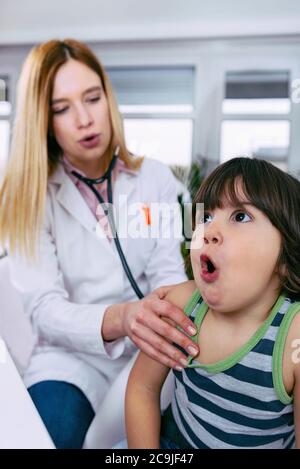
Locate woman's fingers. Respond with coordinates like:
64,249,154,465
122,294,200,367
138,311,198,358
136,298,199,358
130,327,189,370
152,284,176,300
125,300,199,368
147,294,198,338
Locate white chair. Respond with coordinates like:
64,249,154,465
0,338,54,449
0,255,174,449
0,256,34,374
83,352,174,448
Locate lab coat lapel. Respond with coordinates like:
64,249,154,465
50,165,113,252
56,176,97,234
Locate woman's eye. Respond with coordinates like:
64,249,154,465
87,96,100,103
234,211,251,222
52,107,68,115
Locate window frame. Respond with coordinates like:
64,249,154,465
0,69,15,174
106,64,197,167
215,54,300,177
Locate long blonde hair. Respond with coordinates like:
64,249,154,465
0,39,142,258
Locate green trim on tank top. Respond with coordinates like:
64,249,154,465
183,291,286,374
272,301,300,404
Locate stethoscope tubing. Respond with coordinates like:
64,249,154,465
72,154,144,299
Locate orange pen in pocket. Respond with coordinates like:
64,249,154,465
142,204,151,225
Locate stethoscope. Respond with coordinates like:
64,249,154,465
71,148,144,299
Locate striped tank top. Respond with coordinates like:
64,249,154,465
163,290,300,449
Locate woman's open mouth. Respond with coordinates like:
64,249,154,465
78,133,100,149
200,254,219,283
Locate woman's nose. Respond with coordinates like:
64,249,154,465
75,105,93,128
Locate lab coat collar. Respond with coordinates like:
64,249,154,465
48,163,139,247
48,163,65,185
50,165,98,235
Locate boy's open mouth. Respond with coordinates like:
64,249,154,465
201,254,216,272
200,254,219,282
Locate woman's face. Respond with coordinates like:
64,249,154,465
51,59,112,175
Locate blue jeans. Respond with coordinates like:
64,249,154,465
28,380,95,449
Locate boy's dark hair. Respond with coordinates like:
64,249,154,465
193,157,300,301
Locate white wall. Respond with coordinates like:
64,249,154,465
1,36,300,176
1,0,300,44
1,0,300,175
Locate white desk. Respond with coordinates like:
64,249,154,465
0,338,54,449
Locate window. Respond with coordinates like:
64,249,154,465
220,71,290,171
107,67,195,167
0,76,11,257
0,76,11,181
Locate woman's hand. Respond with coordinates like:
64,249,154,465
102,285,199,369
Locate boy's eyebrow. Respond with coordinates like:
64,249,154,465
231,202,255,209
222,201,254,209
233,202,251,206
51,86,102,105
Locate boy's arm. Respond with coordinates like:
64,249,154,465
294,364,300,448
164,280,196,311
125,351,170,449
125,280,196,449
292,312,300,448
286,309,300,448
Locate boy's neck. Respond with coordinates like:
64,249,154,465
208,289,281,327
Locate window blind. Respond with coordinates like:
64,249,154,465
106,67,195,106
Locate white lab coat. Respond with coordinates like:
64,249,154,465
8,158,187,411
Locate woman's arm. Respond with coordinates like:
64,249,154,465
9,226,198,366
9,161,199,366
9,230,198,367
8,225,110,356
103,161,199,369
125,351,170,449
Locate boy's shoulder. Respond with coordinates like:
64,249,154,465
284,300,300,339
165,280,197,311
282,301,300,381
284,302,300,348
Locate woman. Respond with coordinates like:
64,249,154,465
0,39,199,448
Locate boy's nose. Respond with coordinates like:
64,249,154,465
204,225,223,245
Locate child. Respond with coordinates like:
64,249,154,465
125,157,300,449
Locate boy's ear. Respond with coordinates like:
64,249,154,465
278,263,287,277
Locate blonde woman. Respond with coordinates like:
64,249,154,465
0,39,198,448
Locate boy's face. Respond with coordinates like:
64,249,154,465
190,184,283,315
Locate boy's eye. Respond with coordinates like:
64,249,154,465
233,211,251,222
203,213,213,223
